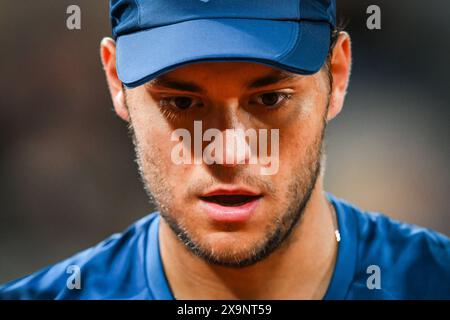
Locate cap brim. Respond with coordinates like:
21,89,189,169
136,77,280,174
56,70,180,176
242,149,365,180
116,18,331,88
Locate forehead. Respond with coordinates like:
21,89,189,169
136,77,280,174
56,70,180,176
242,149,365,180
147,62,304,92
148,61,301,88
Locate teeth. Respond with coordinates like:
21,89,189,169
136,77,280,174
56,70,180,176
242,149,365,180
201,195,260,207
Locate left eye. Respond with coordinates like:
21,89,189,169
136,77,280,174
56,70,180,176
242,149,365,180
160,96,203,110
254,92,291,108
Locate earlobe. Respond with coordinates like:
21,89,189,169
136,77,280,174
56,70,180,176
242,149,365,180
115,90,123,105
327,32,352,122
114,89,130,122
100,37,130,122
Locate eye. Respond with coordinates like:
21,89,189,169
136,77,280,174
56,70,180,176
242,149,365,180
160,96,203,110
253,92,292,108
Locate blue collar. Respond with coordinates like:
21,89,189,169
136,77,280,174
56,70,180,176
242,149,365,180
145,214,175,300
322,193,358,299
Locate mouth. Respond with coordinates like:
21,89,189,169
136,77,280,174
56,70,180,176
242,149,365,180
199,194,262,207
198,188,263,222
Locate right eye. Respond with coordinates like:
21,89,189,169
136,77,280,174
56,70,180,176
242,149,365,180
252,92,292,109
160,96,203,110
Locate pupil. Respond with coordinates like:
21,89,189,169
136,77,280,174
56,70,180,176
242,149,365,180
261,93,279,106
175,97,192,109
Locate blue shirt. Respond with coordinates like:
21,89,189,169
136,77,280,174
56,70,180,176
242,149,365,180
1,194,449,299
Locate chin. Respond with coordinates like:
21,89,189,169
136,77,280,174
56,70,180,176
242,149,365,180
198,230,266,258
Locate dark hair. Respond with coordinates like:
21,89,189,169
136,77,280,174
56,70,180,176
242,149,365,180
325,21,346,91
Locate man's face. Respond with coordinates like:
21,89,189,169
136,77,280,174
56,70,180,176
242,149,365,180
124,62,331,267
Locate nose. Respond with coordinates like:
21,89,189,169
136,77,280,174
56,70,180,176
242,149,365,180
220,128,252,167
202,98,255,167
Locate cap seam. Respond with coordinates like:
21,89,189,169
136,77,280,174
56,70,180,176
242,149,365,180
279,20,332,68
133,0,142,27
115,17,303,38
276,23,301,61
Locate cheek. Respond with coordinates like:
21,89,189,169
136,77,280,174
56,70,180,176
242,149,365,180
279,106,324,162
133,119,170,167
129,95,186,192
275,93,326,183
275,130,309,192
297,75,329,118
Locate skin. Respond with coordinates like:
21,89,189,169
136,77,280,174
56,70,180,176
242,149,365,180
100,32,352,299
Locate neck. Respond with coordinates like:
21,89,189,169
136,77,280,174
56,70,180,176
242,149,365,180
159,178,338,299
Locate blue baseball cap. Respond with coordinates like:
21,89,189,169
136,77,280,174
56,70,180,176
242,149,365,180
110,0,336,88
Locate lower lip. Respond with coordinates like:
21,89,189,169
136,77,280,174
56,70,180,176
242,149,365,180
199,197,261,222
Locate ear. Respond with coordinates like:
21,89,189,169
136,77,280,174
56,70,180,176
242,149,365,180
327,32,352,121
100,37,129,122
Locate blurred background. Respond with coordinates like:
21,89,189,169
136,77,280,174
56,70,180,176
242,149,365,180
0,0,449,283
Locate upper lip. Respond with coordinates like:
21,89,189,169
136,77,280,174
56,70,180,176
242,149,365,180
200,186,262,197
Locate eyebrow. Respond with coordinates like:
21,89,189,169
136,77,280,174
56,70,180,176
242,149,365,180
146,70,297,93
247,70,297,89
146,77,204,93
